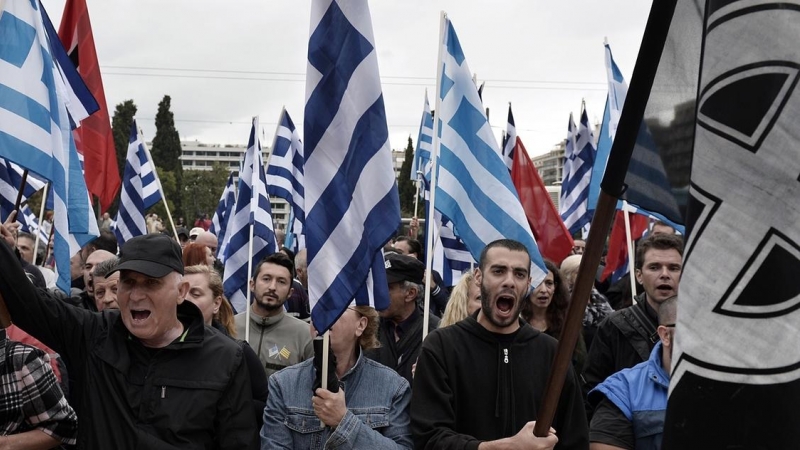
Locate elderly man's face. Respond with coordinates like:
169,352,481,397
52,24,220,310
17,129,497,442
94,272,120,311
117,270,188,348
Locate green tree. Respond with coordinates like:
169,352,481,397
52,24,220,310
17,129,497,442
109,100,138,214
397,136,418,217
111,100,138,181
151,95,183,215
146,168,177,231
180,163,230,222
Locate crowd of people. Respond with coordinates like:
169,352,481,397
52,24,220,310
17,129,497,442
0,209,683,449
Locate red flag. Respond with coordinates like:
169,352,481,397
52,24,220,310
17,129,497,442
600,209,649,282
510,137,573,265
58,0,120,213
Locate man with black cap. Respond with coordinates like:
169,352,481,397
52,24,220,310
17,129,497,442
0,230,256,449
365,252,439,385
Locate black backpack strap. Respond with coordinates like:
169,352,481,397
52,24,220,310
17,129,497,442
611,298,658,361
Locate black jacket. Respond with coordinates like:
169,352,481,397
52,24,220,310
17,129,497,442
583,294,659,398
366,307,439,386
0,242,256,449
411,314,588,450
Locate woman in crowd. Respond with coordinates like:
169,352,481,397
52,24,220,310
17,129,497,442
183,264,268,445
262,305,412,449
439,271,481,328
560,254,614,351
182,242,215,267
521,259,587,374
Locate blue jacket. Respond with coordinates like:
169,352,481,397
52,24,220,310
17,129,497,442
590,342,669,450
261,348,412,449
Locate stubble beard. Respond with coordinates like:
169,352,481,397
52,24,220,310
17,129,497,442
479,283,522,330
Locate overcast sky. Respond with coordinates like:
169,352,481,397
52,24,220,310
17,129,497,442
40,0,651,157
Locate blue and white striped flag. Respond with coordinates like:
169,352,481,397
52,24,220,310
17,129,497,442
501,104,516,171
19,204,49,243
420,177,473,287
0,0,97,291
210,172,236,263
0,160,46,218
588,43,628,211
304,0,400,333
434,16,546,286
266,108,305,252
410,91,434,182
39,3,98,127
560,106,596,236
113,121,163,246
223,117,279,313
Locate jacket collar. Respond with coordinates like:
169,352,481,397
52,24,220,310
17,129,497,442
646,341,671,388
249,305,286,326
458,310,539,345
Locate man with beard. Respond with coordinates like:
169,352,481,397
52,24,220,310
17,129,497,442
411,239,588,450
584,234,683,399
234,253,313,378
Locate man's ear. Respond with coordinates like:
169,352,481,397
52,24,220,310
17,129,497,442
177,279,189,304
474,268,483,286
634,268,643,286
405,285,419,304
657,325,672,347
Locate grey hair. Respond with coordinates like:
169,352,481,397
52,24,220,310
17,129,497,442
93,257,119,278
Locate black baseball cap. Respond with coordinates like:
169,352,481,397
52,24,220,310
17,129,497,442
112,234,184,278
175,227,189,239
384,252,424,285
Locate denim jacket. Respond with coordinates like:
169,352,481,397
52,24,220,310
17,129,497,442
261,348,412,449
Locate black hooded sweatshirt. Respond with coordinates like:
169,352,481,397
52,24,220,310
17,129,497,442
411,314,589,450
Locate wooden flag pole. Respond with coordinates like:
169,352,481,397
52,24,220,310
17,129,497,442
533,189,617,437
12,170,28,215
33,183,50,267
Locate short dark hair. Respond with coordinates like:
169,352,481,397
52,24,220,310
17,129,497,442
90,230,118,254
478,239,530,271
658,295,678,325
393,236,423,261
635,233,684,270
253,252,295,280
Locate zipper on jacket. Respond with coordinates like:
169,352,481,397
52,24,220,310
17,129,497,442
503,348,509,364
161,386,166,399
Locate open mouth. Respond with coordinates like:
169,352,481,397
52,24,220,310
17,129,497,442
131,310,151,321
496,295,515,313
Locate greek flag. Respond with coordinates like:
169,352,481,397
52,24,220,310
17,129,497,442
266,108,305,252
223,117,278,313
210,172,236,263
40,3,98,126
588,43,628,211
560,106,596,235
0,0,97,291
304,0,400,333
434,16,546,285
410,92,434,181
19,204,49,243
113,121,163,245
420,177,473,287
0,160,45,218
501,105,516,171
